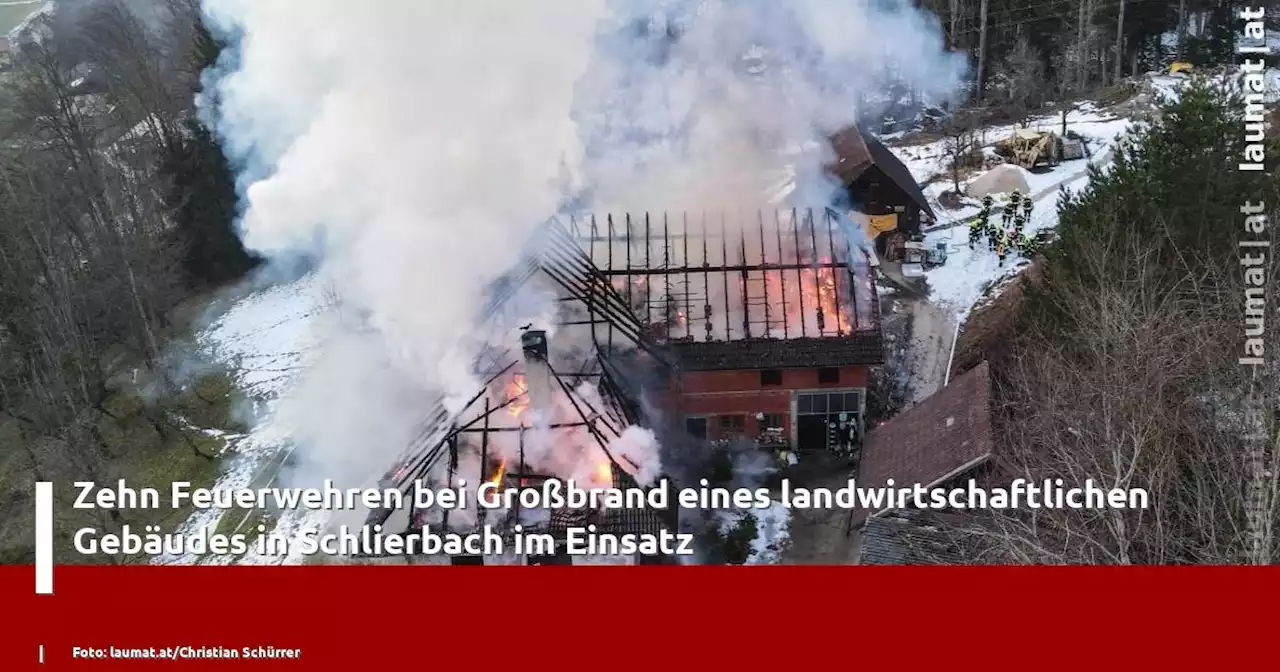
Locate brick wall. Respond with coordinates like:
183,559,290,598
667,366,870,439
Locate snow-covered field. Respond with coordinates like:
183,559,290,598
908,62,1280,321
894,103,1131,232
154,276,329,565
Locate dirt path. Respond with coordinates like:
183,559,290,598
780,458,860,564
905,299,956,406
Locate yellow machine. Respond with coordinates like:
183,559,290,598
1169,62,1194,75
1000,129,1062,170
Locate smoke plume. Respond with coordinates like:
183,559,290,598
573,0,965,211
201,0,963,489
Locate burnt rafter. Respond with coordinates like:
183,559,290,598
365,217,677,537
567,207,880,344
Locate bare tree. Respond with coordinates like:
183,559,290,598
966,215,1280,565
1002,38,1046,127
941,115,978,196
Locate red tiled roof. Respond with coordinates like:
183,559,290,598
850,361,993,528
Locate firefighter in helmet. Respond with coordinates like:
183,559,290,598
978,195,994,247
1011,200,1027,248
999,195,1015,244
996,230,1009,267
968,213,983,249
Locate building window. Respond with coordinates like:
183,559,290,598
817,367,840,384
761,369,783,386
795,391,864,453
685,416,708,440
760,414,784,430
719,414,747,437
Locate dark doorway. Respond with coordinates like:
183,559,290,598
797,415,828,451
685,416,708,439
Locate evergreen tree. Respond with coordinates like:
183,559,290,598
160,20,260,290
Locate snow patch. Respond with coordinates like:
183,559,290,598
717,501,792,565
154,275,329,565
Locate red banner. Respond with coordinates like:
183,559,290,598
4,565,1278,669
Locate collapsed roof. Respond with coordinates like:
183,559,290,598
568,207,884,370
363,217,678,549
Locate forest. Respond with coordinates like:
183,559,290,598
0,0,255,563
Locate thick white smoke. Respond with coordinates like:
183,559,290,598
202,1,608,487
204,0,605,396
574,0,966,211
201,0,963,492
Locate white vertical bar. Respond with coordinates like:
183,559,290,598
35,482,53,595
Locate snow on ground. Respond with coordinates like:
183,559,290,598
154,275,328,565
898,73,1200,321
197,276,327,399
718,501,792,564
915,59,1280,323
922,171,1090,320
893,104,1131,228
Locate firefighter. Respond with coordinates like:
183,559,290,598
1021,234,1040,257
1021,194,1034,223
992,197,1006,251
978,195,994,244
996,231,1008,266
1011,202,1027,248
1000,194,1015,240
968,213,983,249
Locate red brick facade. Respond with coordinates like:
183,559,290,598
664,366,870,447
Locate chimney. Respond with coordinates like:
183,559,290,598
520,330,555,418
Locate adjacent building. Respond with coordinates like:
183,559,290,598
848,361,994,564
830,126,938,258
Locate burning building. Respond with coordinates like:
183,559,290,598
570,205,883,455
364,216,679,566
364,201,885,565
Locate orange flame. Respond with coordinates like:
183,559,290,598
762,261,854,335
815,261,853,334
506,375,529,419
596,461,612,484
489,461,507,492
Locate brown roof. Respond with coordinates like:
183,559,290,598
829,126,874,185
670,332,884,371
828,126,936,221
849,360,993,528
